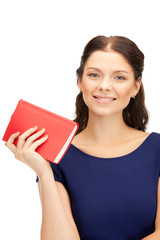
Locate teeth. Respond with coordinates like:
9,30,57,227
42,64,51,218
97,98,114,100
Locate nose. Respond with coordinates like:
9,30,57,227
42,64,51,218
98,78,112,91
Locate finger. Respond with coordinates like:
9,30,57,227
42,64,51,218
31,135,48,150
24,128,46,148
17,126,38,149
5,131,20,154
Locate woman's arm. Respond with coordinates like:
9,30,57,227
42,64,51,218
38,171,80,240
5,126,80,240
141,230,160,240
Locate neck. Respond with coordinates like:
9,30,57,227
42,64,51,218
82,111,134,145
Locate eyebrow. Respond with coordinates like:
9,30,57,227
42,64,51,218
113,70,129,74
87,67,129,74
87,67,101,71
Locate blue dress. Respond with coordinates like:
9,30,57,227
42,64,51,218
38,132,160,240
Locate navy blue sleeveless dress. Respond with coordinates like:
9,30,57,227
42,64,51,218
38,132,160,240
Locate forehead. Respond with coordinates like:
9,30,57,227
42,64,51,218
85,50,133,73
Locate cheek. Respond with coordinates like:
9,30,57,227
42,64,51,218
116,84,133,99
80,82,95,106
81,80,96,94
114,83,133,108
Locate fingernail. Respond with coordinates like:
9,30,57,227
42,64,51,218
15,131,20,134
33,126,38,129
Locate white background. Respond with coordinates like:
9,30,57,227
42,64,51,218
0,0,160,239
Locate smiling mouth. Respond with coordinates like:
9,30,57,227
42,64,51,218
93,96,117,103
94,96,117,100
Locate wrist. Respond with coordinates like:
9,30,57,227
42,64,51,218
37,165,54,181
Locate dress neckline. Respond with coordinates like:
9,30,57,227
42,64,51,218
70,132,155,160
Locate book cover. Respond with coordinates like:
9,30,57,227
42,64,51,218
2,99,79,164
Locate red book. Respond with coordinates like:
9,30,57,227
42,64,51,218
2,99,79,164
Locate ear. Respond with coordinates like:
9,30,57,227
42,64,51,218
132,77,142,98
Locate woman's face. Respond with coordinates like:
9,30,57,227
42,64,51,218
78,50,141,117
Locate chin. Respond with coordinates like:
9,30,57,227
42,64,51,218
89,108,117,117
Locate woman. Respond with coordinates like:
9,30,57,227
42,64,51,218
5,36,160,240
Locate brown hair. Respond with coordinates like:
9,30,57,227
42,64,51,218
74,35,149,134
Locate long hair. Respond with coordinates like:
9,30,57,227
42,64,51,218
74,35,149,134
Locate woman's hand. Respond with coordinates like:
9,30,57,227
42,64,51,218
5,126,51,177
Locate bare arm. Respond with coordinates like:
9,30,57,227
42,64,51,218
38,171,80,240
141,231,160,240
5,127,80,240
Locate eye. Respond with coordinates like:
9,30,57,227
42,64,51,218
89,73,100,78
115,75,126,80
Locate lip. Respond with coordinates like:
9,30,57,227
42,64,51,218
93,95,117,100
93,95,117,104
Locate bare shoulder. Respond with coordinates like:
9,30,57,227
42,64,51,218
72,129,151,146
128,130,151,142
71,129,152,158
71,131,83,145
